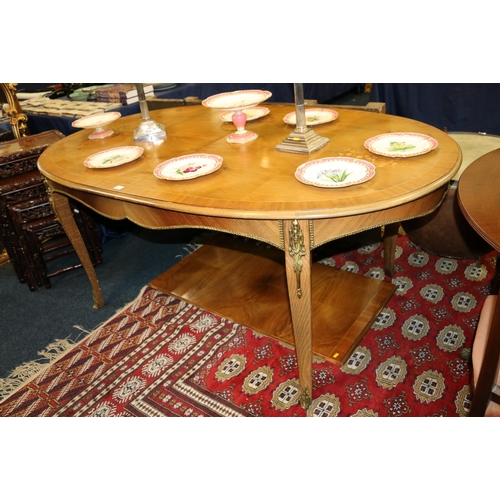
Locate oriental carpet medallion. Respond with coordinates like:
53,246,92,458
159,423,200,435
0,233,496,417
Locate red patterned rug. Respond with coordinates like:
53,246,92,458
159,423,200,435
1,233,496,417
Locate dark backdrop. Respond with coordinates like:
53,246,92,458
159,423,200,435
371,83,500,135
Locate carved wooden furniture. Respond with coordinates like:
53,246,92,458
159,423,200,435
0,83,29,139
457,148,500,416
1,131,64,288
8,196,102,289
0,130,102,290
0,172,47,287
37,104,461,409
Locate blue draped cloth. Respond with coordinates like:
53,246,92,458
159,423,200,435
371,83,500,135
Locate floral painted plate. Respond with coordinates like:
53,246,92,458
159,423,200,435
295,157,375,188
364,132,438,157
284,108,339,126
154,154,223,181
219,106,270,122
202,90,272,110
84,146,144,168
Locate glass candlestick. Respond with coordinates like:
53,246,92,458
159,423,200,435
133,83,167,143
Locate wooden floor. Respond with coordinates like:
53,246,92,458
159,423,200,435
150,235,395,365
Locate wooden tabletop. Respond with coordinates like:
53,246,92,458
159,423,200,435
457,147,500,252
38,104,461,222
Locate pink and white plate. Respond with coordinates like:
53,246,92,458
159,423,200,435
154,154,223,181
219,106,270,122
284,108,338,126
72,111,122,139
202,90,272,111
84,146,144,168
364,132,438,158
295,157,376,188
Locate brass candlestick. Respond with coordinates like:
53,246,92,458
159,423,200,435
275,83,329,154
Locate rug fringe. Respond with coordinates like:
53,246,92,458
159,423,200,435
176,242,202,260
0,339,76,402
0,285,153,403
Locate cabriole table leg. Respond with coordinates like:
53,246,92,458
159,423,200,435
284,219,313,410
51,191,104,309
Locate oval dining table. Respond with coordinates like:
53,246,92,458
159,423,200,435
38,103,461,409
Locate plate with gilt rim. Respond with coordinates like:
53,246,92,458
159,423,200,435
364,132,438,157
295,157,376,188
154,153,223,181
84,146,144,168
72,111,122,129
202,90,272,110
283,108,339,126
219,106,270,122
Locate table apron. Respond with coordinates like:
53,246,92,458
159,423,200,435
46,180,448,251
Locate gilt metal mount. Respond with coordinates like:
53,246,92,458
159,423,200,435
288,220,306,298
300,387,312,410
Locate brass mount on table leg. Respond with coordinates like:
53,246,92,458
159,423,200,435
288,219,306,298
300,387,312,410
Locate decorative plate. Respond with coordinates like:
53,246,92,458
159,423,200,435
84,146,144,168
202,90,272,111
219,106,270,122
295,157,376,188
154,154,223,181
364,132,438,157
72,111,122,129
284,108,339,126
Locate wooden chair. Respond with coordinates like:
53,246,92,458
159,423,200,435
469,294,500,416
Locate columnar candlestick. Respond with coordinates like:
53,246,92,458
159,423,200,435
275,83,329,154
133,83,167,143
294,83,307,134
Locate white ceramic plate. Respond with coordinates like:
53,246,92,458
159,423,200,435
364,132,438,157
295,157,376,188
154,154,223,181
72,111,122,129
284,108,339,126
84,146,144,168
219,106,270,122
202,90,272,110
